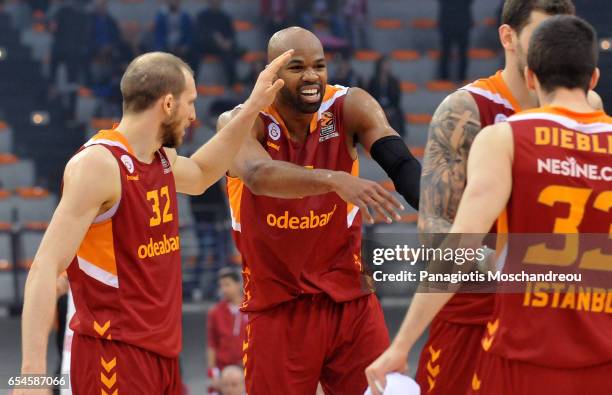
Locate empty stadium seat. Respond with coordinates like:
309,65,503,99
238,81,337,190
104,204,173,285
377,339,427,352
15,187,56,228
405,124,430,147
0,157,35,189
0,233,14,302
0,123,13,153
0,189,14,226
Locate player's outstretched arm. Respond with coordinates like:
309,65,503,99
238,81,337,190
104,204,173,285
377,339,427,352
418,90,481,245
20,146,119,377
167,50,293,195
365,123,514,395
343,87,422,210
218,110,404,224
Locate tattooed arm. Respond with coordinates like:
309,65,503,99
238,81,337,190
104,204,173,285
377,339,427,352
417,90,481,246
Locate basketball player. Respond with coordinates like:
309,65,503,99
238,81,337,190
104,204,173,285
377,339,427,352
217,27,421,394
18,50,292,394
367,14,611,395
366,1,602,394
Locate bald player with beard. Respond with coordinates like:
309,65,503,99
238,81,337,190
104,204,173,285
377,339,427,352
217,27,421,394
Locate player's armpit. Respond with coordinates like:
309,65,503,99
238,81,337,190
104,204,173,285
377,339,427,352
418,90,481,245
21,146,119,373
451,123,513,234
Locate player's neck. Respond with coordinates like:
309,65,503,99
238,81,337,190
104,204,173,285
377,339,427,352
275,101,313,143
540,88,595,113
501,66,538,110
115,114,162,163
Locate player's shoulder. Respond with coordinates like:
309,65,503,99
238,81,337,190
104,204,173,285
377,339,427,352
67,144,118,175
435,89,480,118
343,86,375,109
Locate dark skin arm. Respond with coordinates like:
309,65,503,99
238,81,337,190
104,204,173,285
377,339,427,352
219,100,404,224
417,90,481,245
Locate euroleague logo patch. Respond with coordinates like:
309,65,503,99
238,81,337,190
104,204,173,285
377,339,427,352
268,123,281,141
120,154,134,174
319,111,339,142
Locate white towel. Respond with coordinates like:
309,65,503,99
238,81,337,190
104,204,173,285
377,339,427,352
364,373,421,395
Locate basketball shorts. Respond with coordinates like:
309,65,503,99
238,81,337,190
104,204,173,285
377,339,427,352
415,317,485,395
70,333,181,395
243,293,390,395
468,351,612,395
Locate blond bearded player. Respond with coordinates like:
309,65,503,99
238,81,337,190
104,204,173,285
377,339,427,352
17,50,292,394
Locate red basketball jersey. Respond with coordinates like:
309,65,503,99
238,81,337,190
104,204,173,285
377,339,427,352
435,71,522,325
487,106,612,368
227,85,373,312
67,130,183,358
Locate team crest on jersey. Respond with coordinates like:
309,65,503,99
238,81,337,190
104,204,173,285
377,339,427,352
319,111,338,142
268,123,281,141
120,154,135,174
494,113,509,124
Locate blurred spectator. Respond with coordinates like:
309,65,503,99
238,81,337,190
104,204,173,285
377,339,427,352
153,0,192,60
260,0,289,40
368,55,405,137
332,54,362,87
219,365,246,395
207,268,247,392
437,0,474,82
89,0,120,60
194,0,241,86
294,0,314,30
50,0,89,84
342,0,369,49
30,0,50,12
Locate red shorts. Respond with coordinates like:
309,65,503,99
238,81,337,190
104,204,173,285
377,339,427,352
243,293,389,395
415,317,485,395
70,334,181,395
468,351,612,395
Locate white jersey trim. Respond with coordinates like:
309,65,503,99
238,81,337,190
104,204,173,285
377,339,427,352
507,112,612,134
460,85,515,112
347,205,359,227
77,256,119,288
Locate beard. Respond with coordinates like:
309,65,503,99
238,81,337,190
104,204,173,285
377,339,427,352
516,41,527,81
279,83,324,114
160,111,183,148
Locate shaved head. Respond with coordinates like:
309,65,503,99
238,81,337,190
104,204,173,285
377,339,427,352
268,26,323,62
267,27,327,114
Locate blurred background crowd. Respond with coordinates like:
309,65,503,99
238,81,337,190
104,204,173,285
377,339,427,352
0,1,610,392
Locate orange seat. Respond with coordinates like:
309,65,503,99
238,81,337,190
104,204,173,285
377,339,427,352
378,179,395,192
242,51,265,63
0,190,10,199
469,48,497,59
91,118,115,130
375,18,403,30
78,87,93,97
399,213,418,223
203,55,220,63
23,221,49,231
426,80,457,92
0,222,11,231
427,50,441,60
392,50,420,61
411,18,437,29
354,50,381,61
482,17,497,27
400,81,419,93
0,121,7,130
405,113,433,124
32,23,46,33
408,146,425,157
234,20,253,31
197,85,225,96
0,259,11,271
0,154,18,165
17,187,49,199
19,259,34,269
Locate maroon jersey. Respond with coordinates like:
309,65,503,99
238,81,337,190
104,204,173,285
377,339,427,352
227,85,372,312
207,301,248,369
487,106,612,368
434,72,523,325
67,130,183,358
